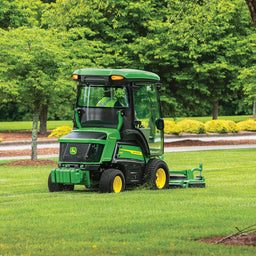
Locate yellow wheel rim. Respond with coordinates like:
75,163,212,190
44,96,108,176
113,176,122,193
155,168,166,189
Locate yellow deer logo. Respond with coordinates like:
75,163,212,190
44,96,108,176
70,147,77,155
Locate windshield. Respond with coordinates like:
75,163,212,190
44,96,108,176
77,85,129,108
75,85,130,129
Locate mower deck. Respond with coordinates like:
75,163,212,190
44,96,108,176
169,164,205,188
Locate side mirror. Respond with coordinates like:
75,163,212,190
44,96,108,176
156,83,162,91
156,118,164,130
134,120,142,128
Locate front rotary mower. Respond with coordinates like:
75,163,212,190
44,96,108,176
48,68,205,193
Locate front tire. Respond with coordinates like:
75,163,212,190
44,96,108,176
48,173,64,192
63,184,75,191
144,159,169,189
99,169,125,193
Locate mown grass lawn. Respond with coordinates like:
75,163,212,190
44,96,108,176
0,120,73,131
0,149,256,256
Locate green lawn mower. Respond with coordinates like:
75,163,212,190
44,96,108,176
48,68,205,193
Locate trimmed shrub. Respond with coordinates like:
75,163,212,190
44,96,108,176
205,120,229,133
48,126,72,138
141,121,148,128
177,119,205,134
222,120,239,133
164,120,182,136
237,119,256,131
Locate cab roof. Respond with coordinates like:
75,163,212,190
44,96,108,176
72,68,160,83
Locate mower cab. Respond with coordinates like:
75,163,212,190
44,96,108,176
48,68,205,193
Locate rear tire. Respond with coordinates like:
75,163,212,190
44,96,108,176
144,159,169,189
48,173,64,192
99,169,125,193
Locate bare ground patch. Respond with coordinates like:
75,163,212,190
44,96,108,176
198,225,256,247
198,233,256,247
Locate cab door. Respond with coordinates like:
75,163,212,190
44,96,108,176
133,83,164,156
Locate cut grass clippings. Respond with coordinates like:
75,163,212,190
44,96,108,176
0,149,256,255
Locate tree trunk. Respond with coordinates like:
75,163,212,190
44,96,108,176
245,0,256,27
212,101,218,120
31,108,40,160
39,104,48,135
253,97,256,118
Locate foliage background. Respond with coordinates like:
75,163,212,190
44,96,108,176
0,0,256,121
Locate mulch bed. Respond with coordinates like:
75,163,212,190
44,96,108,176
164,139,256,147
0,148,59,157
4,159,57,166
0,131,56,142
0,131,58,166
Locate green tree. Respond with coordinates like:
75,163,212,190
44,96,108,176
41,0,142,68
0,0,48,29
0,0,54,133
44,0,256,118
128,0,255,118
0,27,72,159
41,0,173,109
2,0,253,121
237,31,256,116
243,0,256,117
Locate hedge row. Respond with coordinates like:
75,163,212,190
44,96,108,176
164,119,256,135
47,119,256,138
48,126,72,138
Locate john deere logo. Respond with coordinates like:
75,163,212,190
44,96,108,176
70,147,77,155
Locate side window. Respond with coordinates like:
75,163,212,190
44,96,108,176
133,84,160,128
77,86,87,107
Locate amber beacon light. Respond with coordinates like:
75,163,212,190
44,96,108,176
111,75,124,81
72,74,79,80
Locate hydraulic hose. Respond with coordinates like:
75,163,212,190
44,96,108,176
74,109,82,129
117,111,123,131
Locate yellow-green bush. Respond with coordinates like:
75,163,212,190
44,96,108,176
164,120,182,135
0,138,2,142
141,121,148,128
177,119,205,134
237,119,256,131
205,120,239,133
48,126,72,138
222,120,240,133
205,120,233,133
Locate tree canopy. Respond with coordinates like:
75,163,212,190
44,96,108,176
0,0,256,121
0,27,73,159
38,0,256,118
